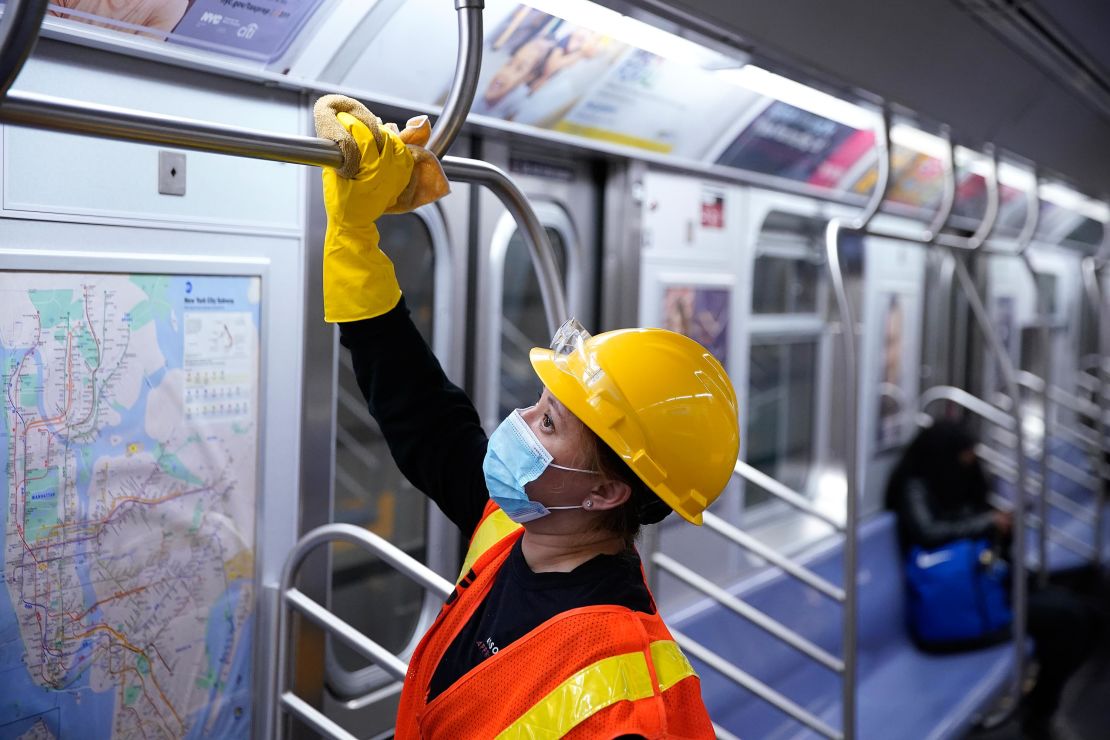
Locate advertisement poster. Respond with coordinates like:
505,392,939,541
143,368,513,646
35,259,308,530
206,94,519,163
552,49,757,158
660,285,730,367
875,292,909,450
467,6,628,128
701,187,725,229
46,0,327,61
850,144,945,212
716,101,858,182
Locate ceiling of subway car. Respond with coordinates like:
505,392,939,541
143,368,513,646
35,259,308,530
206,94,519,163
618,0,1110,198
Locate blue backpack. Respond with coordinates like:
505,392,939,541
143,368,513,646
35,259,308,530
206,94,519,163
905,538,1012,650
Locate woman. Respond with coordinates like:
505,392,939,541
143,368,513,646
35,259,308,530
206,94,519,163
886,422,1095,738
319,106,738,737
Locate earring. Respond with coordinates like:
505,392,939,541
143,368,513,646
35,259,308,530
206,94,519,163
583,499,594,510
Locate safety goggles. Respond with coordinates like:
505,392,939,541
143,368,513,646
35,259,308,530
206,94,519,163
543,318,670,491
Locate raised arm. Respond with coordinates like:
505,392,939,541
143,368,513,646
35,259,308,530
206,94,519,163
338,303,489,535
317,97,488,534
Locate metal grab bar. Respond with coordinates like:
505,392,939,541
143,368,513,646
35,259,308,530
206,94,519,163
919,385,1017,430
0,104,569,333
441,157,567,333
733,459,844,531
1081,257,1108,567
3,89,348,165
818,104,890,740
0,0,47,98
702,511,845,601
826,112,1029,721
427,0,484,157
979,445,1100,525
274,523,454,740
653,554,845,673
671,630,842,740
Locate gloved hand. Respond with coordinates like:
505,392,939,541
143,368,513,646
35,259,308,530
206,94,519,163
314,95,449,323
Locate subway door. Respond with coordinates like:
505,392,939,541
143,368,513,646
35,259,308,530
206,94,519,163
473,139,599,433
316,161,471,736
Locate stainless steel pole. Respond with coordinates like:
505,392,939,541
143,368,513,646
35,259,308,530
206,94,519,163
442,156,567,333
0,0,48,97
1,89,347,166
824,104,889,740
1015,174,1048,583
426,0,485,157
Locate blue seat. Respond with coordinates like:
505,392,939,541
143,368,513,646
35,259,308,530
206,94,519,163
669,513,1015,739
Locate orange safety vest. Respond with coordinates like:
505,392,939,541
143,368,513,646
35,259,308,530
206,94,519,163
395,501,715,739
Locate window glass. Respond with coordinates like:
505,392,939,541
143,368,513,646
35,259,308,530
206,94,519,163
331,213,435,669
745,340,818,505
1035,272,1058,318
751,255,819,314
498,227,567,418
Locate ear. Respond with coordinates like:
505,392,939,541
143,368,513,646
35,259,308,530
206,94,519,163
586,479,632,512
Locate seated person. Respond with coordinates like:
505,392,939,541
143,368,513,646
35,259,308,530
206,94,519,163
885,421,1096,739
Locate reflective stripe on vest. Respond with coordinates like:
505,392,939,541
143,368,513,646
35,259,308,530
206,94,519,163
495,640,697,740
458,505,520,582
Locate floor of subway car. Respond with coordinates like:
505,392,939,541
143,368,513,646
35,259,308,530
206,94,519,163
966,569,1110,740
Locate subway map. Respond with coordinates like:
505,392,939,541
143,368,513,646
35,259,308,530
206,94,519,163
1,273,260,739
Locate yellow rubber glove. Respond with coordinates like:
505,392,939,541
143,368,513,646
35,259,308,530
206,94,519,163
321,111,414,323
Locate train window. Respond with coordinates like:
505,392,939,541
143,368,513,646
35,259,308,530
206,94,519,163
751,255,820,314
331,213,435,670
745,339,818,504
1035,272,1058,317
498,227,568,418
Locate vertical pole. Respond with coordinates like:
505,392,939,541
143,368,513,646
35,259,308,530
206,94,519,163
951,256,1028,710
823,105,888,740
1015,169,1048,583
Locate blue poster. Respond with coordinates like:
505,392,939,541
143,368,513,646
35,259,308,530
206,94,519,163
45,0,326,62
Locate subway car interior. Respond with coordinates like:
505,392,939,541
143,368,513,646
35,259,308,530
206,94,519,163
2,0,1110,738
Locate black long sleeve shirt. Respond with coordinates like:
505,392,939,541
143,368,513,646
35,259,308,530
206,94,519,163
338,298,652,701
893,478,998,550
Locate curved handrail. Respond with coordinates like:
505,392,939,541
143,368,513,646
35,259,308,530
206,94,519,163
427,0,484,157
442,156,567,333
274,523,453,740
921,126,955,243
919,385,1016,431
0,0,48,98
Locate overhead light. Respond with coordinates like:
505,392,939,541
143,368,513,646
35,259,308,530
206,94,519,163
889,124,949,160
996,161,1036,191
1038,182,1110,222
717,65,877,130
522,0,736,68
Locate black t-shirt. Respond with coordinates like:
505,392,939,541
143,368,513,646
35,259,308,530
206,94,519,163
428,537,653,701
338,299,654,701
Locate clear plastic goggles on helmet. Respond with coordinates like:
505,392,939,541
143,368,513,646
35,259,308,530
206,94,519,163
548,318,605,389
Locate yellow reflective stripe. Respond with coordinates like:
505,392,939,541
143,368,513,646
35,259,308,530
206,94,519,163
457,508,521,582
649,640,698,692
496,651,655,740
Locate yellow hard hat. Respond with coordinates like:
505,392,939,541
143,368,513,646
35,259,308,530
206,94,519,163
529,319,739,525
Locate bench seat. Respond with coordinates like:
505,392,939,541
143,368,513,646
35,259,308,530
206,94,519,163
668,513,1015,739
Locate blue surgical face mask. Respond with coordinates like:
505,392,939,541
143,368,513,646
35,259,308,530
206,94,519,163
483,409,598,523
